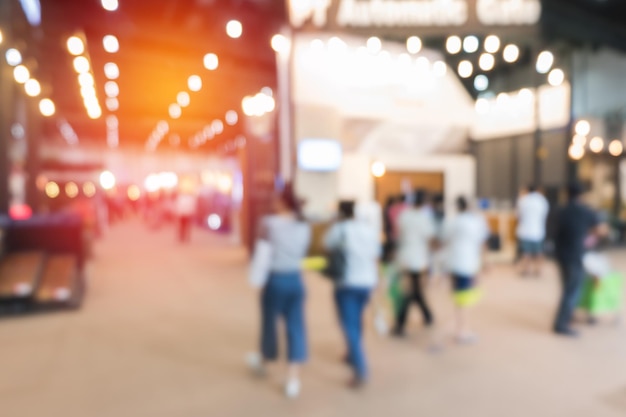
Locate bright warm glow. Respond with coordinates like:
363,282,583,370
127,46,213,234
271,34,290,55
13,65,30,84
81,85,96,99
24,79,41,97
78,72,95,87
589,136,604,153
83,182,96,197
45,182,60,198
127,185,141,201
87,105,102,120
65,182,79,198
406,36,422,54
5,48,22,66
212,120,225,134
144,174,160,193
106,98,119,111
518,88,534,102
188,75,202,92
201,53,218,71
156,120,169,134
536,50,554,74
548,68,565,86
225,110,238,125
371,161,386,178
104,62,119,79
73,56,90,73
36,175,48,191
458,60,473,78
503,44,520,63
100,171,116,190
572,135,587,146
475,98,490,114
39,99,55,117
226,20,243,39
463,36,479,53
367,36,382,54
484,35,500,53
161,172,179,189
609,140,623,156
169,103,182,119
101,0,118,11
497,92,510,105
0,30,3,45
474,75,489,91
106,115,118,129
568,144,585,160
105,81,119,98
207,214,222,230
217,175,233,193
416,56,430,72
177,91,190,107
328,36,347,54
242,92,275,117
432,60,446,77
479,53,495,71
575,120,591,136
67,36,85,55
103,35,119,53
446,36,462,54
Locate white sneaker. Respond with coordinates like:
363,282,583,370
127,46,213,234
246,352,266,377
285,378,301,399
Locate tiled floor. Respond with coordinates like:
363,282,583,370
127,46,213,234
0,219,625,417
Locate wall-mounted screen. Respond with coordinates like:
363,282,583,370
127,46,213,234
297,139,342,172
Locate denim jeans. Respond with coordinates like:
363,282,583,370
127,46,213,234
335,287,371,379
261,272,307,363
554,260,585,331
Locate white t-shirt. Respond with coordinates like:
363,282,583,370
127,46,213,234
443,211,490,276
516,192,549,241
263,215,311,273
324,219,380,289
397,207,436,271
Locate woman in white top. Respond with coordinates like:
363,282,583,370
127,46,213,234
324,201,380,388
443,196,489,344
248,185,311,399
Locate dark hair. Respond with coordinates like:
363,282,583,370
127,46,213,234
413,189,428,207
433,193,444,205
528,184,537,193
567,181,584,200
456,196,468,212
280,183,304,219
338,200,355,219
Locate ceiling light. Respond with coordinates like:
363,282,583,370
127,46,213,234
271,34,290,55
226,20,243,39
103,35,119,53
203,53,219,70
406,36,422,54
106,98,119,111
87,105,102,119
67,36,85,55
474,74,489,91
484,35,500,53
225,110,238,125
177,91,190,107
104,62,119,79
475,98,490,115
105,81,119,97
433,60,447,77
367,36,382,54
572,135,587,146
446,36,462,54
609,140,623,156
463,36,479,53
73,56,90,73
548,68,565,86
0,30,3,45
13,65,30,84
575,120,591,136
590,136,604,153
24,78,41,97
39,98,55,117
6,48,22,66
101,0,118,11
458,60,473,78
479,53,495,71
78,72,94,87
212,120,224,134
536,50,554,74
169,103,182,119
503,44,520,63
568,143,585,160
188,75,202,92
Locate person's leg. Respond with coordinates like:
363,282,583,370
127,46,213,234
260,278,279,362
336,288,371,383
283,274,307,396
554,262,584,334
393,271,412,335
410,271,434,326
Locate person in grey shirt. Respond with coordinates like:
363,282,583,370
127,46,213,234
247,184,311,399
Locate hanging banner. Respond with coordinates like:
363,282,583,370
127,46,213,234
288,0,541,35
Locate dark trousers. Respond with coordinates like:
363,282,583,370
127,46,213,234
554,260,585,331
261,272,307,363
178,215,191,242
335,287,371,379
395,271,433,330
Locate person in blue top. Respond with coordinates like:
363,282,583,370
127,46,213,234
553,182,607,337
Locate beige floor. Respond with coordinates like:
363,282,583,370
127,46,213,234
1,219,625,417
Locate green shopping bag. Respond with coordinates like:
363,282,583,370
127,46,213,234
383,264,403,316
578,272,624,315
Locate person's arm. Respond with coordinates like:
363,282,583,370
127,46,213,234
323,223,340,250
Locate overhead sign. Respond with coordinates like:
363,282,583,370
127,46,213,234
289,0,541,33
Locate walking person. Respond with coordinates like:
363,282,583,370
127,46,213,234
175,190,197,242
324,201,380,388
247,185,311,398
442,196,490,343
393,189,437,336
516,185,549,276
553,182,607,337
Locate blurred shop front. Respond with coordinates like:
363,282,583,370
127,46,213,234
279,0,547,249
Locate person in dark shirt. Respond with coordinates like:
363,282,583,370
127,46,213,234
553,182,606,337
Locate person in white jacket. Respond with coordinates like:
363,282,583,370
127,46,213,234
324,200,381,388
